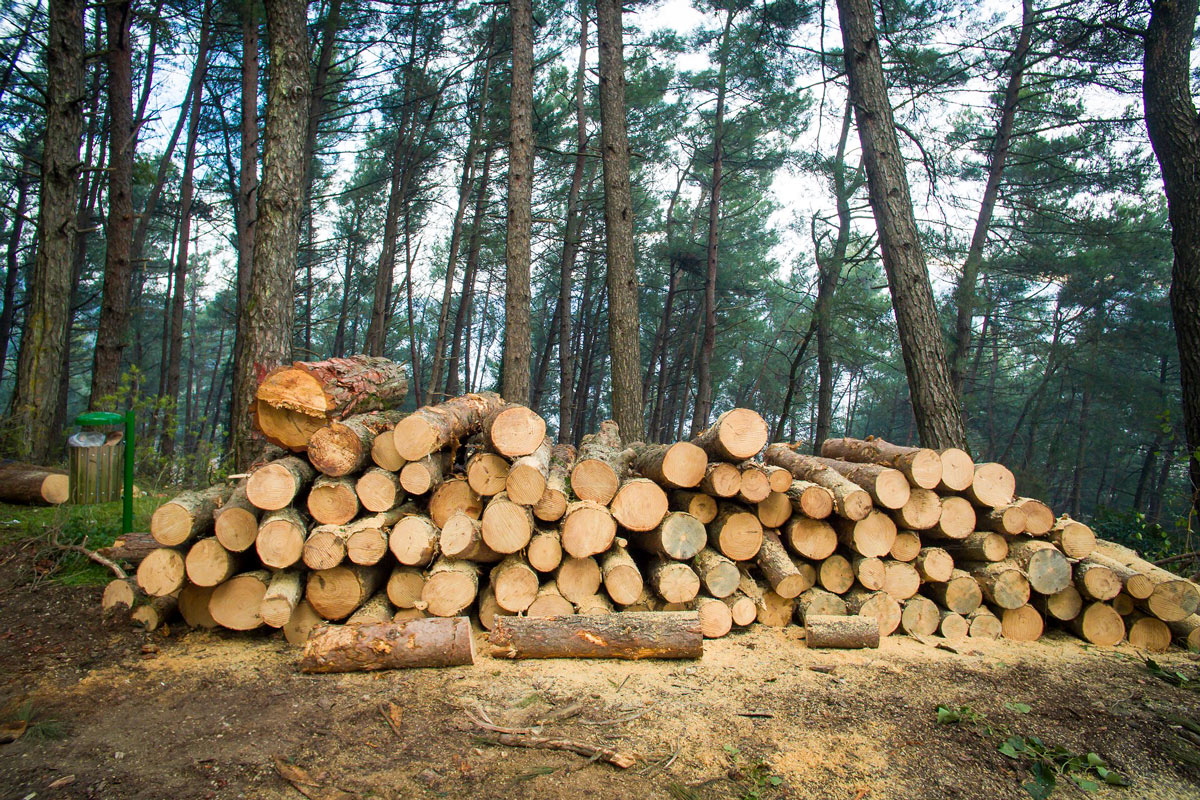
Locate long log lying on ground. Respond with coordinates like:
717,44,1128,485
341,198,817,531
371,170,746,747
691,409,768,462
819,437,943,490
0,462,69,505
805,614,880,648
764,445,872,520
299,617,475,672
392,391,505,461
490,612,703,659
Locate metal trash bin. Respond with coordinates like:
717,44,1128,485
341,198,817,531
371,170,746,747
68,428,125,504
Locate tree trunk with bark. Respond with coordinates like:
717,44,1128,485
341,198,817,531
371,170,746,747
503,0,534,404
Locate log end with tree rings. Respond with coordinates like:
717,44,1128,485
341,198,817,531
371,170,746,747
889,531,921,562
968,608,1002,639
485,404,547,457
701,462,742,497
938,610,969,640
1017,498,1054,535
527,581,576,618
388,515,439,566
137,548,186,597
307,477,359,525
429,478,484,529
392,414,442,462
967,462,1016,508
1000,604,1043,642
560,501,616,558
178,583,218,629
467,452,510,497
710,508,763,561
894,487,941,531
900,595,940,636
246,457,313,511
906,448,944,490
937,447,975,492
610,479,668,532
570,459,621,505
786,517,838,560
1051,517,1096,559
1040,585,1083,621
694,596,733,638
371,428,405,471
254,402,325,450
757,491,792,528
658,441,708,488
256,509,308,570
1127,614,1171,652
1069,602,1124,646
737,466,771,504
208,570,269,630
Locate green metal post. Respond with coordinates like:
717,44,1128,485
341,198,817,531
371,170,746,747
123,408,135,534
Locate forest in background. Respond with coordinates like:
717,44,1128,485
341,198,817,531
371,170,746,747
0,0,1195,557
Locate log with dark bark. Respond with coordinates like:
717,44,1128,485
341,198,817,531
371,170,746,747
490,612,703,659
0,463,68,504
392,391,506,461
97,531,159,565
307,410,404,476
299,617,475,672
764,445,872,520
819,437,943,489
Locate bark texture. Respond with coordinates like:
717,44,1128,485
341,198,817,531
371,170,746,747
503,0,534,404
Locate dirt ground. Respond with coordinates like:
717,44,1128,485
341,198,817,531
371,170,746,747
2,542,1200,800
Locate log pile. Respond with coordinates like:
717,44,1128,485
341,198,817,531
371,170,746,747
103,358,1200,661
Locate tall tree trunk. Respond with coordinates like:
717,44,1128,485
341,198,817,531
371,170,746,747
502,0,534,404
446,142,494,398
1144,0,1200,524
0,153,31,382
232,0,311,468
595,0,642,441
692,6,734,437
90,0,136,407
835,0,968,450
8,0,83,462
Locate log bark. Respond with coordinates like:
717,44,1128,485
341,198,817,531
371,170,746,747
299,617,475,672
819,437,942,490
346,591,396,624
0,463,69,504
1169,614,1200,651
812,457,910,510
690,409,768,462
570,420,626,503
307,410,404,476
764,445,872,520
756,528,811,598
392,391,506,461
151,485,232,546
805,614,881,648
533,444,575,521
97,531,159,565
490,612,703,659
246,455,316,511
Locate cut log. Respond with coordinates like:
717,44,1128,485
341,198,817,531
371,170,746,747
941,531,1008,563
756,491,793,528
649,557,701,604
928,496,975,540
255,356,409,450
937,447,975,492
151,485,231,546
1169,615,1200,651
754,589,795,627
346,509,408,565
814,457,911,510
979,504,1027,536
421,558,480,617
428,477,484,529
482,403,547,458
260,570,305,627
610,478,669,532
102,578,137,616
506,436,553,505
559,500,615,558
371,425,405,471
570,420,626,503
1075,561,1122,601
923,569,982,615
307,564,386,620
137,548,186,597
1005,539,1072,595
900,595,940,636
629,511,706,561
478,585,516,630
630,441,707,489
1069,602,1123,646
440,513,502,562
466,451,510,497
737,463,771,504
255,507,310,569
967,607,1002,639
527,526,564,572
707,503,764,561
346,591,396,624
691,409,768,462
1016,497,1054,535
698,462,741,497
386,566,426,609
852,555,886,591
283,600,323,645
786,481,835,520
306,475,359,525
490,554,540,612
246,456,316,511
669,491,718,523
805,614,880,648
209,570,270,630
844,588,901,636
890,531,922,562
388,514,439,566
132,593,178,631
304,524,351,571
963,463,1015,508
756,528,811,598
307,410,404,476
1034,585,1082,622
1049,517,1095,559
527,581,576,618
178,583,217,628
299,617,474,672
533,444,575,522
214,484,261,553
915,547,955,583
1112,592,1135,616
490,612,703,660
939,609,969,640
724,592,758,626
1086,545,1167,599
760,464,792,494
1143,580,1200,623
882,561,921,601
392,391,504,461
784,517,838,560
835,510,897,558
892,487,941,530
399,451,451,496
555,556,603,603
818,554,855,594
764,445,872,521
1126,613,1171,652
600,545,644,605
1000,604,1044,642
820,437,942,489
692,595,733,638
185,538,241,587
692,548,741,598
966,562,1030,609
97,531,159,566
574,593,615,615
795,587,849,622
0,463,68,504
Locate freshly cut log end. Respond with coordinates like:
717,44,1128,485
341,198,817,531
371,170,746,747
765,464,793,493
1112,592,1135,616
480,491,537,556
708,505,764,561
820,437,943,490
968,607,1002,639
893,487,941,530
785,517,838,560
209,570,270,630
393,391,505,461
102,579,136,615
0,463,69,504
307,564,385,621
386,566,426,609
756,492,792,528
299,617,475,672
560,500,615,558
467,452,511,497
527,581,576,618
805,614,880,649
632,511,706,561
573,593,614,615
694,595,733,638
507,437,553,505
1007,539,1072,595
965,463,1016,508
1017,498,1054,535
937,448,975,492
556,556,603,604
764,445,872,521
882,561,921,601
649,558,702,604
818,554,854,595
795,587,849,622
736,465,771,504
178,583,218,628
753,589,795,627
1050,517,1096,559
421,558,480,617
601,546,645,606
999,604,1043,642
260,570,304,628
371,427,405,471
256,508,309,569
254,402,325,451
356,468,405,514
943,531,1008,563
304,524,349,571
185,537,241,587
306,475,360,525
534,444,575,522
900,596,940,636
490,612,703,660
631,441,707,489
610,478,669,532
214,486,261,553
836,510,898,558
440,513,501,562
388,515,439,566
981,505,1027,536
307,411,402,477
1075,562,1121,602
932,496,975,540
1038,585,1083,622
692,408,769,462
132,594,178,632
150,485,230,546
571,420,625,504
845,589,902,636
1146,579,1200,623
429,478,484,529
282,600,324,645
137,548,186,597
787,481,835,520
478,585,515,631
939,610,969,640
246,456,316,511
1127,614,1171,652
818,457,910,510
399,452,449,496
1170,615,1200,651
889,531,921,562
699,462,741,498
484,404,547,457
527,527,564,573
968,562,1031,609
725,593,758,626
490,555,540,613
671,491,718,524
692,548,740,598
852,556,886,591
924,570,983,615
915,547,954,583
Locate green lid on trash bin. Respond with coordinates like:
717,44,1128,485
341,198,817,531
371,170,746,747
74,411,124,427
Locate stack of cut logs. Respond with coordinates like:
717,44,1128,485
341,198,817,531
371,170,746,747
101,355,1200,661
